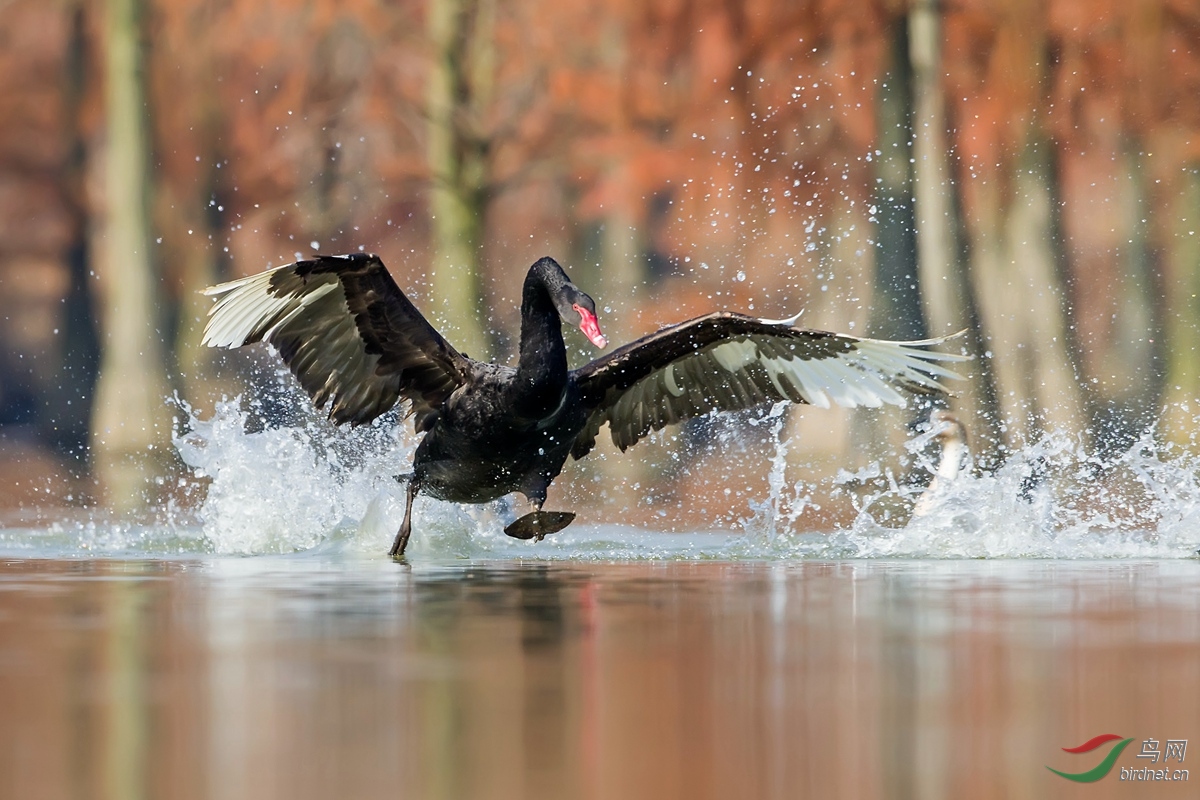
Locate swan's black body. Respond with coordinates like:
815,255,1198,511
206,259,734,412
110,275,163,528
203,253,966,556
412,262,591,508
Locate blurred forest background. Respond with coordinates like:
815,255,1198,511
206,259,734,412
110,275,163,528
1,0,1199,525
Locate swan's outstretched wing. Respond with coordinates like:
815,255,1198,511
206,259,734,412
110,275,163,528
570,311,967,458
202,253,468,428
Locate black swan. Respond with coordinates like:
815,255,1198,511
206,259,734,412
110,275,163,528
202,253,966,556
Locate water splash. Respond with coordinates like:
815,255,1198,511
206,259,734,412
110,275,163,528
160,386,1200,559
0,390,1146,559
173,392,414,554
743,401,795,543
171,387,526,558
748,420,1200,559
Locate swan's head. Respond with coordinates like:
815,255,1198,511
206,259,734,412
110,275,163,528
561,289,607,349
532,256,607,348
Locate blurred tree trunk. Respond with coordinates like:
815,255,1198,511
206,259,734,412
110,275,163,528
785,193,873,474
48,0,101,466
160,32,227,415
870,23,927,344
1066,146,1167,460
163,164,225,414
91,0,174,512
600,206,641,342
907,1,955,333
427,0,493,360
306,20,369,248
598,17,643,345
970,140,1085,448
860,20,931,463
594,200,649,502
1160,167,1200,442
907,0,1003,468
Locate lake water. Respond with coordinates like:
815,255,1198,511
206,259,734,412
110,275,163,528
0,549,1196,800
1,402,1198,798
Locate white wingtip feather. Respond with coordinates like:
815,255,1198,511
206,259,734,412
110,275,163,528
201,267,304,349
758,309,804,326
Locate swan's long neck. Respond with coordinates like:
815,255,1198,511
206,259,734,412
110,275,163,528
514,271,568,417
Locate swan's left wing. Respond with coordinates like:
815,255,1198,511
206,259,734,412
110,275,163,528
570,311,967,458
202,253,468,428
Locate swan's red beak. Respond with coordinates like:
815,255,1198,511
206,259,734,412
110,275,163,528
573,304,607,348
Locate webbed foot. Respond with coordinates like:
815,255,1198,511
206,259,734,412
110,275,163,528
504,511,576,541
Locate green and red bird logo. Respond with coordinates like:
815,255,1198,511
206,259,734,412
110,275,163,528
1046,734,1135,782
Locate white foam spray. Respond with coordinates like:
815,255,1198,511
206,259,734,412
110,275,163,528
162,386,1200,560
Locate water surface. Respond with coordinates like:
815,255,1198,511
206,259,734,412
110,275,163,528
0,551,1196,800
3,403,1199,798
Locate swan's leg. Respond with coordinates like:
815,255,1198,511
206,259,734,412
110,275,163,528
389,476,420,557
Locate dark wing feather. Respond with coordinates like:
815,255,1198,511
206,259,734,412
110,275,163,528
570,311,967,458
202,253,467,427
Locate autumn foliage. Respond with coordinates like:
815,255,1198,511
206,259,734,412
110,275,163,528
1,0,1199,514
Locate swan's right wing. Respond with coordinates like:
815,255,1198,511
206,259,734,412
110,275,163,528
570,311,967,458
202,253,468,428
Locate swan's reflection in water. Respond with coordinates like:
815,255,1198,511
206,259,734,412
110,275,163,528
0,557,1197,799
